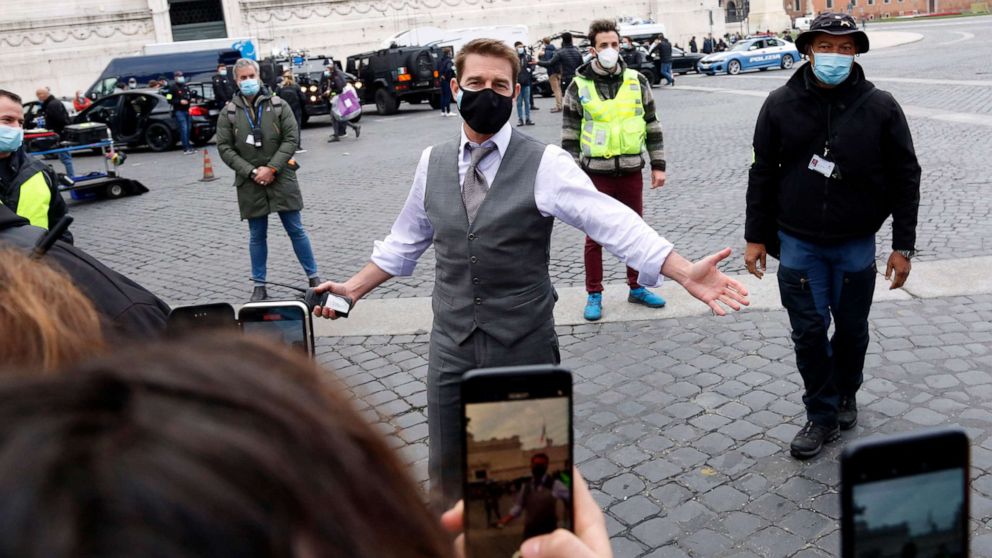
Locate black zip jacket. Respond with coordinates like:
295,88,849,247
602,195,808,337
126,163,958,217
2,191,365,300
0,205,170,337
41,97,70,134
746,63,920,255
538,45,583,84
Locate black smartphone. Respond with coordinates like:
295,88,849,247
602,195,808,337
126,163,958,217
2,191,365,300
166,303,238,336
238,301,314,356
841,428,969,558
461,366,573,558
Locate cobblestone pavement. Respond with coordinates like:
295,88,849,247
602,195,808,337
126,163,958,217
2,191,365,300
320,294,992,557
62,17,992,305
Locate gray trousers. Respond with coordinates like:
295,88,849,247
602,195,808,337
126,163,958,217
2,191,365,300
427,319,560,512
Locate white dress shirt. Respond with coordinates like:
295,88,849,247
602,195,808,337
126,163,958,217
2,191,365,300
371,122,674,287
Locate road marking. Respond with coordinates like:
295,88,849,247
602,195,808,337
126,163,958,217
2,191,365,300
937,31,976,46
369,116,412,123
676,85,992,127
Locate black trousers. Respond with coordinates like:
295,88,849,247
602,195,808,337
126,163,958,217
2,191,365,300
427,320,560,512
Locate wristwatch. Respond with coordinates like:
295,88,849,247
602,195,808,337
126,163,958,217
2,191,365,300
896,249,916,260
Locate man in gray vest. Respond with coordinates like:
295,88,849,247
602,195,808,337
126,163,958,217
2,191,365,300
314,39,750,511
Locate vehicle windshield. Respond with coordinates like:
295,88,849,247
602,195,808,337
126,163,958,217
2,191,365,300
732,41,757,52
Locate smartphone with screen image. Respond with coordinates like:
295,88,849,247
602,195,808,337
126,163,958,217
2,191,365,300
461,366,573,558
167,303,238,336
238,301,314,356
841,428,969,558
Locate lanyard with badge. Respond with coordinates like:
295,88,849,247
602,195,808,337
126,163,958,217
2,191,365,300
808,108,842,181
243,103,264,148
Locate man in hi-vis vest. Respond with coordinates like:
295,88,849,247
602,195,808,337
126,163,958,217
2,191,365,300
313,38,749,512
563,19,668,322
0,89,69,241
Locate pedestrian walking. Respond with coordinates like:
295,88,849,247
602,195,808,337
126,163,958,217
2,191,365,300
658,34,675,86
537,32,583,106
216,58,321,302
514,41,535,126
540,37,563,112
438,48,455,116
276,72,307,152
212,63,235,107
313,38,749,511
689,35,698,53
745,13,921,459
167,71,195,154
562,19,669,321
0,90,70,236
35,87,74,177
321,61,360,142
702,34,714,54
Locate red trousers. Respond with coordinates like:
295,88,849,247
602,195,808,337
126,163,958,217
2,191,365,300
584,171,644,293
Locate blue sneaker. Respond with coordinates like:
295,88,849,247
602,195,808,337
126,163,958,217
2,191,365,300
628,287,666,308
584,292,603,321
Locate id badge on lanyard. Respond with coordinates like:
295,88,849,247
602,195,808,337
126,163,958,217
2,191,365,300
244,104,264,148
809,144,842,180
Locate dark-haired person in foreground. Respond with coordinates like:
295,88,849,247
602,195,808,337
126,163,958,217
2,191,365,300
314,37,750,511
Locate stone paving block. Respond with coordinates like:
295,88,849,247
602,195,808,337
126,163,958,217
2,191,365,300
718,419,764,441
631,517,682,548
610,445,651,468
739,439,782,459
603,473,646,500
640,545,690,558
681,529,734,556
746,493,797,522
634,458,683,483
667,446,708,468
700,485,749,513
779,509,834,541
719,511,766,539
611,495,662,526
744,525,806,557
650,483,692,512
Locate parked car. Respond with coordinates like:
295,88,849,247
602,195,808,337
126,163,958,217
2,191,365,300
71,90,215,152
697,37,800,75
346,46,441,115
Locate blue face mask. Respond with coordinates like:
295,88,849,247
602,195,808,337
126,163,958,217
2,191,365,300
0,125,23,152
176,76,186,84
812,53,854,86
239,79,260,96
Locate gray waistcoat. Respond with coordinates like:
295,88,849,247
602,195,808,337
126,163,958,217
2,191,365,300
424,130,555,346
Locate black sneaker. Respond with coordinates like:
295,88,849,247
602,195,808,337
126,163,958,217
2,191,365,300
517,119,525,127
838,396,858,430
250,286,268,302
790,421,840,459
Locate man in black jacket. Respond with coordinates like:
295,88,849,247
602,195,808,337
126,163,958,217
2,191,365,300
36,88,74,177
744,13,920,459
212,63,235,107
168,71,195,154
537,32,583,100
0,204,170,337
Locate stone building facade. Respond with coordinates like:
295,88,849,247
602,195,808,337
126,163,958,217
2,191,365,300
1,0,790,100
784,0,979,20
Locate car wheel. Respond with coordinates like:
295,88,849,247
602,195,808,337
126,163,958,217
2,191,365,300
641,69,657,86
374,88,399,115
106,182,125,199
781,54,795,69
728,60,741,75
145,123,174,152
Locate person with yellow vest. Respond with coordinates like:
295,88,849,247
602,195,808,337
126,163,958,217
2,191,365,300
0,89,69,240
561,19,667,321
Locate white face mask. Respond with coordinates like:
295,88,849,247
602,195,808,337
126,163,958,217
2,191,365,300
597,48,620,69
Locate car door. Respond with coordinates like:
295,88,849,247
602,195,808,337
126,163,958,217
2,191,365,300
82,95,121,129
744,40,766,69
764,39,785,68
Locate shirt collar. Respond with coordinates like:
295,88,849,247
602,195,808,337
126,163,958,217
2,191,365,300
459,121,512,160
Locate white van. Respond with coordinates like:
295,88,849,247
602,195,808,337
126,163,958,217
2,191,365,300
618,23,668,42
794,16,814,31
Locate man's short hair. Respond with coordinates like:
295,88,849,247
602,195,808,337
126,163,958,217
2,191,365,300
561,32,573,46
455,39,521,84
588,19,620,46
0,90,22,105
233,58,260,76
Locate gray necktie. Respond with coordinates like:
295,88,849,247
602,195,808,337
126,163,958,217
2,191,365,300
462,144,497,226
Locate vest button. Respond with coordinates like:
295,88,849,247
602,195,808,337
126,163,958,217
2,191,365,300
474,297,482,305
473,277,481,285
470,256,478,264
468,233,476,241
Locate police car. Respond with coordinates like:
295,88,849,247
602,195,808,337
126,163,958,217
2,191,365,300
697,37,801,76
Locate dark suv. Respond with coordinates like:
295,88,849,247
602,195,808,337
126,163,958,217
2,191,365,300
346,46,440,115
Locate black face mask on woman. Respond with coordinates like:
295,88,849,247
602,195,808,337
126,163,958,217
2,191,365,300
456,87,514,134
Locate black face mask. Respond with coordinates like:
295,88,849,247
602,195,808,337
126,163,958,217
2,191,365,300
456,87,513,135
531,464,548,479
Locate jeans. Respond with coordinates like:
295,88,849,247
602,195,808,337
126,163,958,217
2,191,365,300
247,210,319,286
439,82,452,114
174,110,192,151
660,62,674,85
777,231,877,427
516,84,531,122
584,172,644,293
58,150,74,177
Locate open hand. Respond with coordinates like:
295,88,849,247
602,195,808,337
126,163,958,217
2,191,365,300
681,248,750,315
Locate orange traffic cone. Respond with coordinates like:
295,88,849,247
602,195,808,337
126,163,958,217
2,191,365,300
200,149,219,182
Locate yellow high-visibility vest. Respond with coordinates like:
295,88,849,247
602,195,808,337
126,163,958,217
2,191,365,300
575,69,647,159
12,171,51,229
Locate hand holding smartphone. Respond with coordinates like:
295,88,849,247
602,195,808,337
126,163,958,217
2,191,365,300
461,366,574,558
841,428,969,558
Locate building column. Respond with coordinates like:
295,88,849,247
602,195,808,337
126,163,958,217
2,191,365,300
220,0,246,38
747,0,794,32
148,0,173,43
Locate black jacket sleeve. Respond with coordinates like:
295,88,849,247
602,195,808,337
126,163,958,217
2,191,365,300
44,100,70,133
881,95,921,251
42,164,72,244
745,94,782,251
